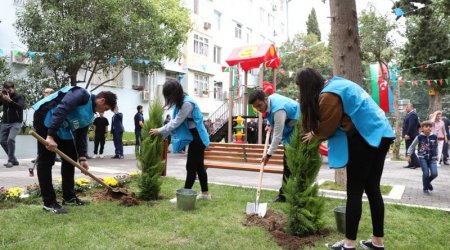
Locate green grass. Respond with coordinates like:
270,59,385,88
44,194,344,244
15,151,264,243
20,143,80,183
319,180,393,195
88,131,137,145
1,178,448,249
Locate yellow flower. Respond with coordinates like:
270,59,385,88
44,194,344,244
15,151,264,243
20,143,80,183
103,177,118,187
75,178,90,186
128,171,140,177
6,187,24,198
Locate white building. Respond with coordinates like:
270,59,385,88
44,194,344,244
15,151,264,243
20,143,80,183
0,0,288,131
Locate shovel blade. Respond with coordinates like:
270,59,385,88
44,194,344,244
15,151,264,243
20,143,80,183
245,202,267,217
246,202,256,215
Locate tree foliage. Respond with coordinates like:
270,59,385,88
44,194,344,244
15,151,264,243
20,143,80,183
137,99,165,200
284,124,325,236
15,0,192,87
306,8,321,40
399,0,450,112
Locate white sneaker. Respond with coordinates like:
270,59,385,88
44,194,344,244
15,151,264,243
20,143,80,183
93,154,98,159
169,197,177,204
197,193,212,200
99,154,104,159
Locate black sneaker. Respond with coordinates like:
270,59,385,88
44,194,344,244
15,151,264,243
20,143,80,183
43,203,68,214
111,155,120,159
12,161,19,166
428,183,433,191
62,197,89,206
360,240,384,250
326,240,356,250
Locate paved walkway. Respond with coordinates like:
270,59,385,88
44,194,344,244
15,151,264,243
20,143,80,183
1,136,449,212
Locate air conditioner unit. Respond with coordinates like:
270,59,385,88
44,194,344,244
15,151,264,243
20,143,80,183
272,4,277,11
142,91,150,101
204,22,211,30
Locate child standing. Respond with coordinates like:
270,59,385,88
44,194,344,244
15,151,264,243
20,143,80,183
406,121,439,194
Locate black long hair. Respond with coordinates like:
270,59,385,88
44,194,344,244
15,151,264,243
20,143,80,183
162,79,185,109
295,68,326,132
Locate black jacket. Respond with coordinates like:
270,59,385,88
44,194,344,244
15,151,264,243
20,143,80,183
0,92,25,123
402,110,420,139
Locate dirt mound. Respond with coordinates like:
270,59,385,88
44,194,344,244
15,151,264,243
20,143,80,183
91,188,139,206
244,209,330,249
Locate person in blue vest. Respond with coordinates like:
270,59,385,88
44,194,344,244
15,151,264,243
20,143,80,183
296,68,394,250
149,79,211,203
248,89,300,203
32,86,117,214
111,106,124,159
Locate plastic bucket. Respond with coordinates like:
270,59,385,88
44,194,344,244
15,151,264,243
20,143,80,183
176,188,197,211
334,205,346,234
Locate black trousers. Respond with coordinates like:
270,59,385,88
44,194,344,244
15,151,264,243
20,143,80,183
442,141,449,162
94,136,106,154
278,152,291,198
405,137,419,167
345,132,391,240
184,129,208,192
34,111,78,206
112,131,124,156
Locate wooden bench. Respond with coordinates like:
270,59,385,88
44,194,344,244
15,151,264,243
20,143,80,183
204,142,285,174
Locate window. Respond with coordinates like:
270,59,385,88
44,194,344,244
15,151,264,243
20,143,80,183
259,8,265,24
166,70,180,80
214,82,223,100
280,22,285,36
194,34,209,56
91,66,124,87
214,10,221,30
213,46,221,64
234,22,242,39
132,70,148,90
194,73,209,97
246,28,252,43
267,14,274,28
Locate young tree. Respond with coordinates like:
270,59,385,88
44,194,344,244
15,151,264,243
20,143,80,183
306,8,321,41
285,124,325,236
137,100,165,200
329,0,363,185
399,0,450,113
15,0,191,87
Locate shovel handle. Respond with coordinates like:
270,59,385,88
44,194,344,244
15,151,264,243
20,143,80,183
256,130,271,199
30,131,112,190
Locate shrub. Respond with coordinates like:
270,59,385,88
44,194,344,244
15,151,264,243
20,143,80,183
284,124,325,236
136,100,165,200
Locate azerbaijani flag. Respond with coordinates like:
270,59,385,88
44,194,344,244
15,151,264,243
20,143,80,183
370,63,394,113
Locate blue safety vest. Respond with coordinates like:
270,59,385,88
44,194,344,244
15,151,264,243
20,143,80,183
266,93,300,145
171,96,210,152
32,86,94,140
322,77,394,168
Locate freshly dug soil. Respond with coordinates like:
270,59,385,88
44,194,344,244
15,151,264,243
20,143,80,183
91,188,139,206
244,209,330,249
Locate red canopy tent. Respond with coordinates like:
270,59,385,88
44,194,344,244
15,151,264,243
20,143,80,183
225,43,280,71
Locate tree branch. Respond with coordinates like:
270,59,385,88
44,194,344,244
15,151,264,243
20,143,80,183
90,65,127,92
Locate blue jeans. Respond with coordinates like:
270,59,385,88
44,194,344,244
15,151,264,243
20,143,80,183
419,158,438,190
0,122,22,163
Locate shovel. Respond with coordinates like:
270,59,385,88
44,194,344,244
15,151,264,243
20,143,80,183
246,130,271,217
30,131,129,196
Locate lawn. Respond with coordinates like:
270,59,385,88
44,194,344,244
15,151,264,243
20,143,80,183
0,178,448,249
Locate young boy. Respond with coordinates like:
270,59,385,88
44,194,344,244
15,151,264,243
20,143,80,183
406,121,439,194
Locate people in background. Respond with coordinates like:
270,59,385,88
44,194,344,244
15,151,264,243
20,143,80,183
0,81,25,168
402,103,420,169
150,79,211,203
296,68,393,250
32,86,116,213
440,115,450,165
248,89,300,203
134,105,144,153
407,121,438,194
247,118,258,144
430,110,447,166
111,106,124,159
93,112,109,158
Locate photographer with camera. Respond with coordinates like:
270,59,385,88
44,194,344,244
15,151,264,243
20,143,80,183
0,81,25,168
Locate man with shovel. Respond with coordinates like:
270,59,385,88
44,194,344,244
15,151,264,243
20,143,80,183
249,89,300,202
32,86,117,214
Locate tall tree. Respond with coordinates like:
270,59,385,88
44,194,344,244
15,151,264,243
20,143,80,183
329,0,362,185
306,8,321,40
359,9,402,160
15,0,191,88
399,0,450,114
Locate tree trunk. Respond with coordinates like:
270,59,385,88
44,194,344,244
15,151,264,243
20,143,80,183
329,0,362,185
